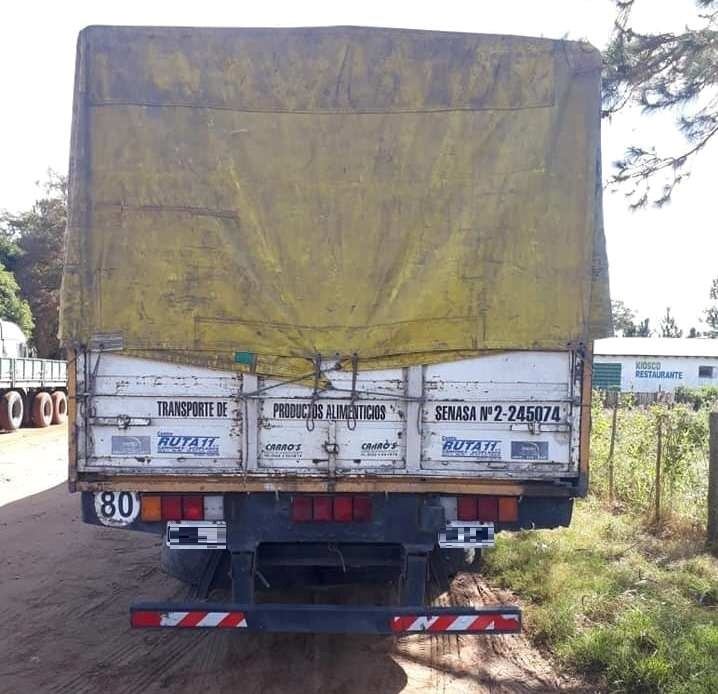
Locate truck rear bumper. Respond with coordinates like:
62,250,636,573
131,602,521,635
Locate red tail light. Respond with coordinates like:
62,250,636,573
353,496,372,522
291,496,313,522
456,496,519,522
477,496,498,521
161,495,182,520
146,494,222,521
313,496,333,522
457,496,478,521
291,495,373,523
182,495,204,521
333,496,353,522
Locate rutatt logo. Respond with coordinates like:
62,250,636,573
157,432,219,457
441,437,501,459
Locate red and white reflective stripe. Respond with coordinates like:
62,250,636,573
390,613,520,633
132,610,247,628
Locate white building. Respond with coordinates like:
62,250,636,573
593,337,718,393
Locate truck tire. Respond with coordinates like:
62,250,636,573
31,392,53,428
51,391,68,424
0,391,24,431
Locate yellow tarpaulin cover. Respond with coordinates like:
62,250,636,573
61,26,610,377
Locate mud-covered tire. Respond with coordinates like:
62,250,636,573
51,391,68,425
31,392,53,428
0,391,24,431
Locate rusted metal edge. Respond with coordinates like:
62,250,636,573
75,475,575,497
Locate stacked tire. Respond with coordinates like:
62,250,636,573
0,391,24,431
51,391,67,424
0,390,67,431
32,392,54,428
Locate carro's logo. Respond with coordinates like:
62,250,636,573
361,440,399,456
157,432,219,457
264,442,302,458
441,437,501,459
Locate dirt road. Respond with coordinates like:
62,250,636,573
0,427,580,693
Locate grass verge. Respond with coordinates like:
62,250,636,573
483,498,718,693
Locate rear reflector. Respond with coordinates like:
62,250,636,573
182,495,204,521
131,610,162,628
391,612,521,633
140,495,162,522
132,610,247,629
131,604,519,634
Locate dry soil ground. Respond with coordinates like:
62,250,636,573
0,426,585,693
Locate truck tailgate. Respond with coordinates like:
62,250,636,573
76,350,582,483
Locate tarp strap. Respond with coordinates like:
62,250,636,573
305,354,323,433
346,353,359,431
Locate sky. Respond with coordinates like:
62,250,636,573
0,0,715,333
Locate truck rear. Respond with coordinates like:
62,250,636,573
62,26,610,634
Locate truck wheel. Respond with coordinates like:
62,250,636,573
0,391,24,431
51,391,68,424
32,392,53,428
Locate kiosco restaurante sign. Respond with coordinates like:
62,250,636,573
635,361,683,380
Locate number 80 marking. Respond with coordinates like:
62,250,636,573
93,491,141,527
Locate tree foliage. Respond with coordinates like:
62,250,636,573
603,0,718,206
0,265,34,338
611,299,651,336
659,306,683,337
0,173,67,357
625,317,652,337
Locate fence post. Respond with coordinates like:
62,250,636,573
708,412,718,555
607,395,619,503
654,415,663,525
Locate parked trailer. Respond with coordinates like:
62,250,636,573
0,320,67,431
63,26,610,635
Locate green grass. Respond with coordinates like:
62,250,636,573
482,498,718,693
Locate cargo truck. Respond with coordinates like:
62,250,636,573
0,319,67,431
62,26,610,635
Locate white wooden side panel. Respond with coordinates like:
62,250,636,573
79,351,580,480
